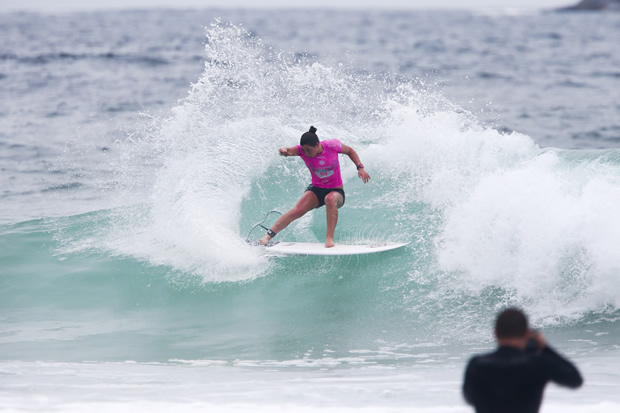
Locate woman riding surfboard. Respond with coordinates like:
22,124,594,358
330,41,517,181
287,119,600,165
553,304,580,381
259,126,370,248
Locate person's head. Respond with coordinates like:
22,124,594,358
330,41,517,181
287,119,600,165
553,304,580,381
494,307,529,348
300,126,321,157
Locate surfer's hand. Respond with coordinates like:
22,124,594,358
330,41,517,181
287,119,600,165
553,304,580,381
279,148,289,156
358,168,370,183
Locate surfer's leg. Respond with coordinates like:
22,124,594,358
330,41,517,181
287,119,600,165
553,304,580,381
324,191,344,248
259,191,319,245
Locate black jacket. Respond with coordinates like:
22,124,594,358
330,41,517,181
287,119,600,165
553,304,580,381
463,345,583,413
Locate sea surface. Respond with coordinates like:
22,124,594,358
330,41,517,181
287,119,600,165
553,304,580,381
1,7,620,413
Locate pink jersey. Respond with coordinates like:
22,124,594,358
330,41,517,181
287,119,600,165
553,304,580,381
297,139,343,188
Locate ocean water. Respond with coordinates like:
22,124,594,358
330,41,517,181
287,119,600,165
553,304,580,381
1,8,620,412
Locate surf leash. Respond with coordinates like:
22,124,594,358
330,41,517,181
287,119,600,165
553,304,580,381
246,210,283,243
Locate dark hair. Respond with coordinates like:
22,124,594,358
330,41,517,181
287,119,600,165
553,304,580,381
495,307,528,339
300,126,319,147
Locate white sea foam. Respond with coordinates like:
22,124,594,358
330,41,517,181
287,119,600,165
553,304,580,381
1,357,618,413
356,89,620,326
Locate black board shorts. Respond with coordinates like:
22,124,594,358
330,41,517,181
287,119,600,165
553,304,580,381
305,184,345,208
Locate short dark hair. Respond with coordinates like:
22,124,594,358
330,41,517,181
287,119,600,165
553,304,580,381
300,126,319,147
495,307,528,339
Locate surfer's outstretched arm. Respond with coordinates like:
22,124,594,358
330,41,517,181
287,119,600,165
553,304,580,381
341,144,370,183
278,146,299,157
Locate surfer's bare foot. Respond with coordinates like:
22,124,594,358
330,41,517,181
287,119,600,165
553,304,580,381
259,235,271,245
325,238,335,248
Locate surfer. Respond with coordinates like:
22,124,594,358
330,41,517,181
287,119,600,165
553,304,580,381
259,126,370,248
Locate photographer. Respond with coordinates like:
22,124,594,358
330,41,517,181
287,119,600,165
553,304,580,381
463,307,583,413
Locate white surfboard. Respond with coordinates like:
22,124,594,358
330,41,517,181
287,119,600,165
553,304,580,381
262,241,409,256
